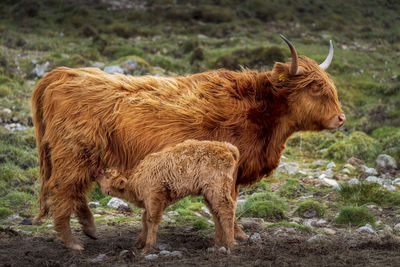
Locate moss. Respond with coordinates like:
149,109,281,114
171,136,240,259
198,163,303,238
1,191,35,209
333,206,376,227
266,221,311,232
0,163,25,183
0,207,13,219
337,182,400,206
295,199,326,218
325,131,381,163
237,192,287,221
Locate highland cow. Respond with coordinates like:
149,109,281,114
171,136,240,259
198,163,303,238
31,35,345,250
95,139,239,253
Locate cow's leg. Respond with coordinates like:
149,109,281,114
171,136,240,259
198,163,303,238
134,210,148,249
76,198,97,239
204,199,223,246
142,197,164,254
232,184,248,241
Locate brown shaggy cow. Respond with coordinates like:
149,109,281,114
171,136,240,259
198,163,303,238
31,35,345,250
95,139,239,253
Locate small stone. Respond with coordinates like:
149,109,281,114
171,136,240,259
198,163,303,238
11,117,18,122
92,62,105,69
32,61,51,77
273,229,283,235
158,243,170,251
365,176,382,184
170,251,183,258
91,254,107,263
303,210,317,218
145,254,158,260
384,184,396,191
384,225,393,233
344,163,355,170
16,229,32,235
362,166,378,176
327,162,336,169
307,234,324,243
342,168,351,174
7,214,22,223
239,217,265,230
313,160,327,166
167,211,179,217
250,232,261,242
104,215,115,220
93,214,101,217
347,157,365,166
376,154,397,169
348,178,359,185
89,201,99,208
119,250,134,259
104,65,124,74
393,223,400,232
357,224,376,234
107,197,129,209
207,247,215,252
1,108,12,115
303,219,314,228
159,250,171,256
316,219,328,227
320,177,340,189
277,162,299,175
218,247,227,253
20,219,33,225
323,228,336,235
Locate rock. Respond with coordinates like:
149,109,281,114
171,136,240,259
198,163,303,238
307,234,324,243
207,247,215,253
107,197,128,209
384,225,393,233
365,176,382,184
318,169,334,179
316,219,328,227
32,61,50,77
159,250,171,256
16,229,33,235
104,65,124,74
91,254,107,263
344,163,355,170
348,178,359,185
303,219,314,228
312,160,327,166
145,254,158,260
93,214,101,217
303,210,317,218
7,214,22,223
323,228,336,235
167,211,179,217
376,154,397,169
347,157,365,166
327,162,336,169
117,205,132,213
89,201,99,208
201,206,211,216
104,215,115,220
277,162,299,175
170,251,183,258
1,108,12,116
393,223,400,232
158,243,170,251
384,184,396,191
320,177,339,189
20,219,33,225
119,250,134,259
239,217,265,230
250,232,261,242
357,224,375,234
342,168,351,174
92,61,105,69
121,59,139,74
361,165,378,176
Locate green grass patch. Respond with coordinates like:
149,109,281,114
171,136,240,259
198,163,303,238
279,178,306,199
0,207,13,219
266,221,311,232
295,199,326,218
337,182,400,206
237,192,287,221
333,206,376,227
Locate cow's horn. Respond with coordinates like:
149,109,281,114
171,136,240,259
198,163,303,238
319,40,334,70
280,34,301,75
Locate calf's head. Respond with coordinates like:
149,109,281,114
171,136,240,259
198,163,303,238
270,35,345,131
95,168,128,197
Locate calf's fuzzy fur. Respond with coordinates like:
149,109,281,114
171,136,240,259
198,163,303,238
96,140,239,252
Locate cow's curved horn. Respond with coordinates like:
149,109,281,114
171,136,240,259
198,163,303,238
280,34,301,75
319,40,334,70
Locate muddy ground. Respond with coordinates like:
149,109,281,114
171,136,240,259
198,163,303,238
2,224,400,267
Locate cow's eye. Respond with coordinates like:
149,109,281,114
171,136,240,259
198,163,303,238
310,84,321,95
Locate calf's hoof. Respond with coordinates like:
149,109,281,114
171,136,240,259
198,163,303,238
134,239,146,249
83,227,98,240
234,231,249,241
141,245,156,255
65,241,84,251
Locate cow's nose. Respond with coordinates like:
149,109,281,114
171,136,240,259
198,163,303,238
338,113,346,125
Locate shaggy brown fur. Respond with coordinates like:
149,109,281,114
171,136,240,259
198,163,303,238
95,140,239,253
32,52,344,249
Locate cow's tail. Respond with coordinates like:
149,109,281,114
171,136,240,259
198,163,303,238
31,69,67,222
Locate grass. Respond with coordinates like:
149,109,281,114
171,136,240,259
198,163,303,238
237,192,287,221
333,206,376,227
279,178,306,199
337,182,400,206
295,199,326,218
266,221,312,232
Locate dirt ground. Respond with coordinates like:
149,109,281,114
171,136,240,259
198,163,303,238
2,225,400,267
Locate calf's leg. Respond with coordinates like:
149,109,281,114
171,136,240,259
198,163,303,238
142,197,165,254
134,210,148,249
204,199,223,246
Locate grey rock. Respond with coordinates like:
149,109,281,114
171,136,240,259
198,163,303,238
327,162,336,169
393,223,400,232
307,234,324,243
119,250,134,258
92,62,105,69
323,228,336,235
239,217,265,229
348,178,359,185
170,251,183,258
91,254,107,263
320,177,339,189
104,65,124,74
145,254,158,260
250,232,261,242
342,168,351,174
318,169,334,179
166,211,179,217
303,210,317,218
376,154,397,169
104,215,115,220
384,184,396,191
7,214,22,223
159,250,171,256
316,219,328,227
11,117,18,122
1,108,12,116
277,162,299,175
207,247,215,253
16,229,32,235
344,163,355,170
218,247,227,253
312,160,327,166
32,61,50,77
362,165,378,176
365,176,382,184
303,219,314,228
384,225,393,233
89,201,99,208
107,197,128,209
357,224,376,234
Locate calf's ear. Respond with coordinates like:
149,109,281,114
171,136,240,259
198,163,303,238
113,176,127,190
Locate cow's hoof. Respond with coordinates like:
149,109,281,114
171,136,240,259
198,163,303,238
83,227,97,240
234,232,249,241
66,241,84,251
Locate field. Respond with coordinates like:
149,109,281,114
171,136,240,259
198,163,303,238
0,0,400,266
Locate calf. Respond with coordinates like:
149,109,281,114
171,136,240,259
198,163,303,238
95,140,239,253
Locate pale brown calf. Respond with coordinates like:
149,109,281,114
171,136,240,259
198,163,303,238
95,140,239,253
